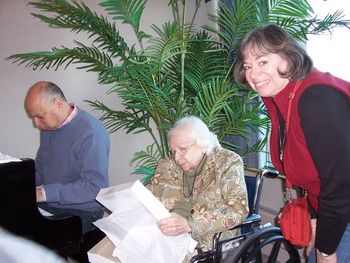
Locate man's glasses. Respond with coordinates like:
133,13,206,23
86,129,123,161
169,143,195,158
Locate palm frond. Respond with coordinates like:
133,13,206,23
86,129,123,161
145,23,188,72
129,143,161,169
86,99,151,135
205,0,258,56
266,0,312,20
192,78,236,123
7,41,113,72
130,143,162,184
183,32,228,91
100,0,148,43
266,0,349,41
29,0,131,60
134,167,156,184
300,11,350,37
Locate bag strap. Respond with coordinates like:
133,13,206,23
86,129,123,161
282,81,302,192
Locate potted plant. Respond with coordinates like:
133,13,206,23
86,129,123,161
8,0,348,182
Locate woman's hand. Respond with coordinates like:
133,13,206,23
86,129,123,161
304,219,337,262
305,219,317,257
157,213,192,236
317,249,337,263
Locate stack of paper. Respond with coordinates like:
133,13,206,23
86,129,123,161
92,180,197,263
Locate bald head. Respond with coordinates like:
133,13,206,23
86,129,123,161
25,81,66,105
25,81,71,131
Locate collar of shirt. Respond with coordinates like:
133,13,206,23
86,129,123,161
59,104,77,128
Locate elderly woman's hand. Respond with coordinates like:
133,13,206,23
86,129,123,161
157,213,192,236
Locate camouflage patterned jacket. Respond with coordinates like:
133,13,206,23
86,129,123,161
147,147,249,251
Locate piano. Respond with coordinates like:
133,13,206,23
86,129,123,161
0,158,82,257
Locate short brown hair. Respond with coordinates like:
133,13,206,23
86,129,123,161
233,24,313,85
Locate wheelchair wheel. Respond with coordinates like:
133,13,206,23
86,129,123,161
227,226,301,263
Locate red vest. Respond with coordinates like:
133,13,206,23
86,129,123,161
263,68,350,212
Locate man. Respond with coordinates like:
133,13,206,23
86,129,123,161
25,81,110,234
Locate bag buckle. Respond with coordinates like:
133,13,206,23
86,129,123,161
284,188,293,202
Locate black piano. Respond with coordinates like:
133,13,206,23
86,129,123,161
0,158,82,257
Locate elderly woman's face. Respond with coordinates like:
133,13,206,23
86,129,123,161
242,49,289,97
169,127,205,172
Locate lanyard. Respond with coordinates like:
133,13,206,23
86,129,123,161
279,81,302,190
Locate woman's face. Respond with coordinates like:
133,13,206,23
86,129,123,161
243,49,290,97
169,127,206,172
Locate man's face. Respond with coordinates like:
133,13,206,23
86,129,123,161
26,96,62,131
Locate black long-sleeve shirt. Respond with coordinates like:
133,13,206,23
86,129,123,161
298,85,350,254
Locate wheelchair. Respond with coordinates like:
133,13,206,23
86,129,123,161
190,167,301,263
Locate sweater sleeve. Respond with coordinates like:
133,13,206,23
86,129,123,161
299,85,350,254
35,141,43,186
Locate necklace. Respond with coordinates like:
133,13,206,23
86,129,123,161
183,172,196,198
278,110,286,161
182,154,206,198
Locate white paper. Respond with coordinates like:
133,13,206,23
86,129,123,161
0,152,21,164
38,207,53,217
94,180,197,263
88,251,116,263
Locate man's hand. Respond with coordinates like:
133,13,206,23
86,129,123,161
36,186,45,203
157,213,192,236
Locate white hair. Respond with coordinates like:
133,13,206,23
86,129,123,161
168,116,221,154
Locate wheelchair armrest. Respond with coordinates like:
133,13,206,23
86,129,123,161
45,212,78,221
189,249,215,263
241,214,261,225
261,166,280,178
212,214,262,250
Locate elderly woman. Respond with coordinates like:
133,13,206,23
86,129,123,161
147,115,249,252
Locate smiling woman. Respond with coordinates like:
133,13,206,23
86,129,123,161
242,52,289,97
234,24,350,262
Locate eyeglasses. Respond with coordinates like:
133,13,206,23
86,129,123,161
169,143,195,158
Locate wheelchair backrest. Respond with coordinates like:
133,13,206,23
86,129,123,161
244,168,264,216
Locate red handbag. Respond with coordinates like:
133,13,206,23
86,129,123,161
279,189,311,247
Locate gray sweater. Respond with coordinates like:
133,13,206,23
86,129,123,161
36,107,110,211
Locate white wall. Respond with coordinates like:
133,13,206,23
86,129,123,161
307,0,350,81
0,0,215,186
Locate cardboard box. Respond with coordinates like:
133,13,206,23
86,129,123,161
88,236,120,263
88,235,196,263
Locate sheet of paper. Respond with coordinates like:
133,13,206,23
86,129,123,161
131,180,170,220
94,180,197,263
0,152,21,164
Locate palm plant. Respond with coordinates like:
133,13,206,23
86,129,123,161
8,0,348,182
